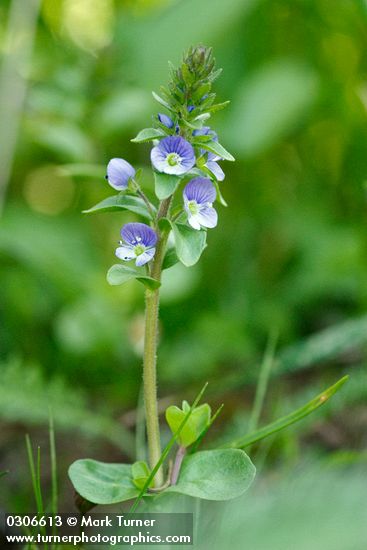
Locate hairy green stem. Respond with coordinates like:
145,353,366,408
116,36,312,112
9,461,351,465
143,197,171,486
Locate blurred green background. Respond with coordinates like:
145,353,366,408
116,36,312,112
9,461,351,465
0,0,366,546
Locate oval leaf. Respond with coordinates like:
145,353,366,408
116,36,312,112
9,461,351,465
162,247,179,270
68,459,139,505
166,403,211,447
131,128,165,143
107,265,161,290
166,449,256,501
83,194,155,220
154,172,181,200
172,223,207,267
200,141,235,161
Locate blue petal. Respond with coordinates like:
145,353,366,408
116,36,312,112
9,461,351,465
183,177,216,205
158,113,174,128
151,136,195,175
135,248,156,267
121,223,157,248
206,160,225,181
106,158,135,190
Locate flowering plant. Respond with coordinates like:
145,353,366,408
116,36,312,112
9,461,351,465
68,46,347,510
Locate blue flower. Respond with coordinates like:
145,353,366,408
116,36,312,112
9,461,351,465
187,105,195,113
193,127,225,181
158,113,174,129
116,222,157,267
183,177,218,230
151,136,195,175
106,158,135,190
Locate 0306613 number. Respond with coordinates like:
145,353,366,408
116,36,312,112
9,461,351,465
6,515,62,527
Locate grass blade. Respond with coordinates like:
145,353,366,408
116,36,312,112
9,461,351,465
0,470,9,478
221,376,349,449
49,412,58,541
130,382,208,512
248,330,278,434
25,435,43,514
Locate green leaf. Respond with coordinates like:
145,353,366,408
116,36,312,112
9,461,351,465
182,118,204,130
162,247,179,270
166,402,211,447
152,91,173,111
171,223,207,267
192,82,212,102
107,265,161,290
0,471,9,479
154,172,181,200
200,141,235,161
131,461,152,490
83,194,155,220
222,376,349,449
206,100,230,113
130,382,209,512
181,62,194,85
166,449,256,501
191,134,213,144
131,128,166,143
68,459,139,505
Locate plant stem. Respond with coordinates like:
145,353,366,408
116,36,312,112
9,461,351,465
143,197,171,486
170,445,186,485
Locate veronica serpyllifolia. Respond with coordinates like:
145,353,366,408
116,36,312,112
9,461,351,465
116,222,157,266
106,158,136,190
183,177,218,230
151,136,195,175
193,127,225,181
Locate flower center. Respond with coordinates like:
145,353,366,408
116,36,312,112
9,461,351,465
166,153,181,167
188,200,199,215
134,244,146,256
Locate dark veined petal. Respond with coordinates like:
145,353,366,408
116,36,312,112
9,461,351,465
151,136,195,175
106,158,135,190
121,222,157,248
183,177,216,205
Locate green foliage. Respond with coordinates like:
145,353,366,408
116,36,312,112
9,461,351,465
154,172,181,200
166,449,255,501
166,401,211,447
171,223,207,266
222,376,348,449
131,461,153,490
131,128,166,142
83,194,155,219
68,459,139,504
106,264,161,289
277,316,367,375
199,141,235,161
0,359,135,456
